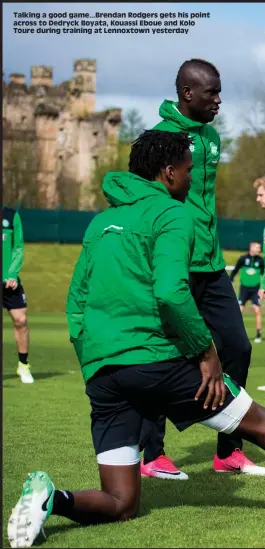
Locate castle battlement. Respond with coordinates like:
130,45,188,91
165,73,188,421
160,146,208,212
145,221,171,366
3,59,96,109
3,60,122,210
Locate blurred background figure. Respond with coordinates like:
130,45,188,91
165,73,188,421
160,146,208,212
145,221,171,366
230,241,264,343
2,206,34,383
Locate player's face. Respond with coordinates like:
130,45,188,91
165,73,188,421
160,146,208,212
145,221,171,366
250,243,261,255
187,73,222,123
256,185,265,208
165,149,193,202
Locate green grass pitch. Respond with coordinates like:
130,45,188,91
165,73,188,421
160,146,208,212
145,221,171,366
3,245,265,548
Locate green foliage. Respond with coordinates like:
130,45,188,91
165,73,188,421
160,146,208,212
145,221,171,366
3,138,39,208
90,142,131,210
89,108,144,210
216,130,265,219
119,108,145,143
210,115,233,158
56,171,81,210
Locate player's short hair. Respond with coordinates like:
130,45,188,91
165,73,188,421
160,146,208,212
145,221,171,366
129,130,193,181
175,58,220,95
249,241,261,248
253,176,265,189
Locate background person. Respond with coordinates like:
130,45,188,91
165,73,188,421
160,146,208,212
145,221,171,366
230,242,264,343
2,206,34,384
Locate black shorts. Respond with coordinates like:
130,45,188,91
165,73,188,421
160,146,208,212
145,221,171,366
3,280,27,310
238,285,260,307
86,358,238,456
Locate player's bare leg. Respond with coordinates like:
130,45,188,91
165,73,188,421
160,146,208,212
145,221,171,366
9,307,29,353
8,463,140,547
235,402,265,448
253,305,262,343
9,308,34,383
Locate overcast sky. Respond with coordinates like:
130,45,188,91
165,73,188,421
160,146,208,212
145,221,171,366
3,2,265,136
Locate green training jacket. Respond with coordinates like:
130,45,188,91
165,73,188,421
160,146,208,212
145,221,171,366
66,172,212,383
153,100,226,273
2,207,24,282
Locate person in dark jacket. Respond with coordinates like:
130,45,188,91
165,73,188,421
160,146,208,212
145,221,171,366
2,206,34,383
230,242,264,343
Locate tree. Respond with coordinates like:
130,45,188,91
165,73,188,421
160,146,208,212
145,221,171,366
56,171,81,210
88,142,131,211
215,82,265,219
119,108,145,143
210,114,233,160
216,130,265,219
241,80,265,135
3,132,39,208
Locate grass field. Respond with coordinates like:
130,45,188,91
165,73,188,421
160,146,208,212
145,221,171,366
3,245,265,548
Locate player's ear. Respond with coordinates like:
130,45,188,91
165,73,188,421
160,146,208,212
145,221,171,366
183,85,192,102
165,165,175,182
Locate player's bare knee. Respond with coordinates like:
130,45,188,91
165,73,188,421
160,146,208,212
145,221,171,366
110,486,140,521
255,407,265,437
240,402,265,438
14,314,27,329
116,497,140,521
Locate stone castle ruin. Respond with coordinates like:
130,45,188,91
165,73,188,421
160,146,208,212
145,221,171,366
3,60,122,209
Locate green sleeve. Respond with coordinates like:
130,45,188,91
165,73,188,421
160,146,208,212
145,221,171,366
7,212,24,281
261,274,265,291
152,204,213,357
66,245,88,364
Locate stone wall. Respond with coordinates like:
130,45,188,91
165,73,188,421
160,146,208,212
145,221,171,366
2,59,122,209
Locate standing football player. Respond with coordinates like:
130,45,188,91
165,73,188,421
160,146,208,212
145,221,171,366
140,58,263,478
230,242,264,343
2,206,34,383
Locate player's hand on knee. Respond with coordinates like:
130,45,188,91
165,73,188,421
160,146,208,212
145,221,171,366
5,278,18,290
258,288,265,300
195,343,226,410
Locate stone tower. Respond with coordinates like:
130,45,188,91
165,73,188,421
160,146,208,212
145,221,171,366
31,66,53,89
69,58,96,115
9,73,26,86
3,60,122,210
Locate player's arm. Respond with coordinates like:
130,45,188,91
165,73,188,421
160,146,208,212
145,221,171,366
260,257,264,277
257,259,265,298
260,273,265,291
258,274,265,299
152,203,226,410
152,204,226,409
152,204,213,357
66,245,89,364
229,256,244,283
7,212,24,282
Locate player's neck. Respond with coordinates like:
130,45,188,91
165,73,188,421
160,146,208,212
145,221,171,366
177,102,199,123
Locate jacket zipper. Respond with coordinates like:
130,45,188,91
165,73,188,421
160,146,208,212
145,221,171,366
199,128,215,271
